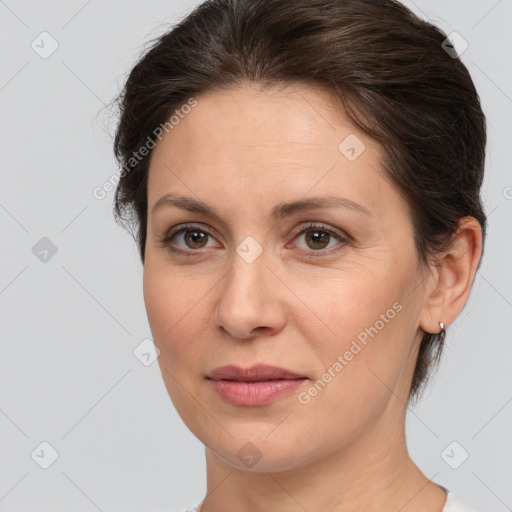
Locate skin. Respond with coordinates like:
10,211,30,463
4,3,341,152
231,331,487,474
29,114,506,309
143,82,482,512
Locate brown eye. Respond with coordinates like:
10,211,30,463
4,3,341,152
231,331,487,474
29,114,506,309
291,222,347,255
181,229,209,249
162,224,218,253
303,229,331,250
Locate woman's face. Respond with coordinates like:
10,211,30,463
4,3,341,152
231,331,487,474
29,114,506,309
144,83,433,471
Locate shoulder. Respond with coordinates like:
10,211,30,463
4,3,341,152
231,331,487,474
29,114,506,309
443,490,480,512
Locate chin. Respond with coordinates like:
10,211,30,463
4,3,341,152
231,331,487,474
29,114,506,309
204,428,318,473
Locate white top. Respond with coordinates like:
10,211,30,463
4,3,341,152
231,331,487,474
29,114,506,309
185,489,479,512
442,490,480,512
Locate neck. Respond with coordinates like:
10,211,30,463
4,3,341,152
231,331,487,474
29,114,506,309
199,402,447,512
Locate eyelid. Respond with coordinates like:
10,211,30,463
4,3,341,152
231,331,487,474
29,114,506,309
289,221,346,242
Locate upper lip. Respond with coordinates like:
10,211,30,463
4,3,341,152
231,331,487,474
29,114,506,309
206,364,306,382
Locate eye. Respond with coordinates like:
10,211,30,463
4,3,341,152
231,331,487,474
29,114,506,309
290,222,347,256
161,224,219,254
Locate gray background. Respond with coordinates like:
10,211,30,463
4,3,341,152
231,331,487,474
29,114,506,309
0,0,511,511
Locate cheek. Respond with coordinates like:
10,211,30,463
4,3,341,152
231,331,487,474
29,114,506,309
311,273,399,338
143,260,221,382
303,270,412,388
143,267,174,341
143,264,210,421
292,303,408,442
143,263,198,357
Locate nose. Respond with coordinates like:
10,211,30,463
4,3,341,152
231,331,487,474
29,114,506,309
213,248,287,340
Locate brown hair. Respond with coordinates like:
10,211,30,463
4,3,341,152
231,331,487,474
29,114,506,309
110,0,487,404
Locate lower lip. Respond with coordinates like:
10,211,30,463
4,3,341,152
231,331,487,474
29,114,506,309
208,378,307,406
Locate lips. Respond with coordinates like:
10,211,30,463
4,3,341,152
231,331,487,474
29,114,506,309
206,364,306,382
206,364,308,406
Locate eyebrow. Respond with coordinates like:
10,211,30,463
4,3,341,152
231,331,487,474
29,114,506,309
151,193,373,220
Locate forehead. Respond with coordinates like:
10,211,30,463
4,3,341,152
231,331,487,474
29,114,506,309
157,83,363,155
147,83,392,219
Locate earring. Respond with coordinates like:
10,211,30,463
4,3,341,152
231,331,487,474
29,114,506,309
439,321,446,336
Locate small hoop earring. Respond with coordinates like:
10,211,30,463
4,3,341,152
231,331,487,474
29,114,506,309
439,321,446,336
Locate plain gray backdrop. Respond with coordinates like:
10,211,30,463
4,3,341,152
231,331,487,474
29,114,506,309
1,0,511,511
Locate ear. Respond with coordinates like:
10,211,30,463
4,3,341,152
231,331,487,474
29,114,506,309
419,216,483,334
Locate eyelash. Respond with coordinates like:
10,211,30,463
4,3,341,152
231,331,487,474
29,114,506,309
159,222,348,258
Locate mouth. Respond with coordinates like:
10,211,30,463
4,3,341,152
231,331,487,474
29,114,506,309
206,363,307,382
218,378,305,382
206,364,308,406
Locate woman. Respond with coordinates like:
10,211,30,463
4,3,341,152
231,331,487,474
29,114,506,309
111,0,486,510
